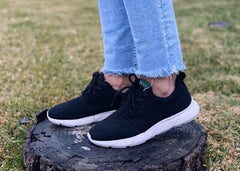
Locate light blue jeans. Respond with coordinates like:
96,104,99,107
99,0,185,78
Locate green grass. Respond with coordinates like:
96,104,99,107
0,0,239,170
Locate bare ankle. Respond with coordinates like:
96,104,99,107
142,74,176,98
104,74,131,91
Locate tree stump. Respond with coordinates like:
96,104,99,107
23,109,207,171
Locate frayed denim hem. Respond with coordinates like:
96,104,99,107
101,68,136,76
135,66,186,78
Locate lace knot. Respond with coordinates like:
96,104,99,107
111,74,150,116
82,72,105,97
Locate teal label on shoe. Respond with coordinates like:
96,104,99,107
139,79,151,90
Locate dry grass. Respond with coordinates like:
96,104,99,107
195,92,240,170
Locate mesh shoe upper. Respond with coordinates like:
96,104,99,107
48,72,124,120
89,72,192,141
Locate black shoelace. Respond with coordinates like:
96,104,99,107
82,72,106,97
111,74,150,117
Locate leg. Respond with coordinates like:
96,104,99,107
47,0,136,127
98,0,136,90
122,0,185,78
122,0,185,97
99,0,136,76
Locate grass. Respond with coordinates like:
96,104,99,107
0,0,239,170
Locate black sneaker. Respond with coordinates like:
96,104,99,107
47,72,124,127
87,72,200,148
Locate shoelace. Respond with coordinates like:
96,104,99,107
82,72,105,97
111,74,150,117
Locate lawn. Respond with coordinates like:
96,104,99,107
0,0,239,170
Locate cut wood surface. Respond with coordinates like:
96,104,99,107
24,110,207,171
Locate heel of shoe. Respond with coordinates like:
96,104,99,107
174,99,200,127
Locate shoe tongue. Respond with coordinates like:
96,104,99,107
137,78,151,91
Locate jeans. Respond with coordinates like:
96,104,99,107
99,0,185,78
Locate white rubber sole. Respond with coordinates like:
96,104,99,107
87,99,200,148
47,110,116,127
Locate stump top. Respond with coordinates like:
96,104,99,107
24,110,207,171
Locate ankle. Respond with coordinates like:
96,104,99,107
142,74,176,98
104,74,130,91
